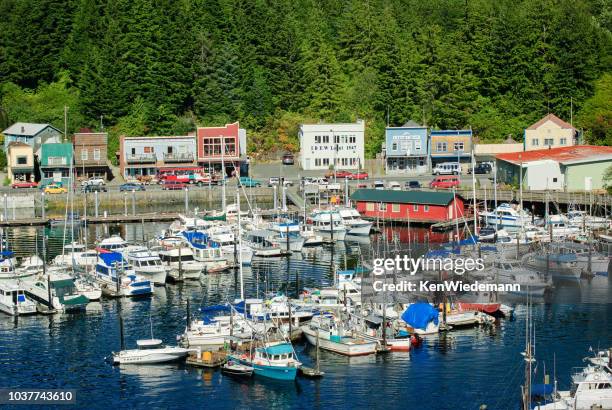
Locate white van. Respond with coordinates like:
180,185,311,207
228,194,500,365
432,162,462,175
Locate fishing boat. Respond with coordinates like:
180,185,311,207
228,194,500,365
228,342,301,380
301,315,378,356
92,252,154,297
158,246,204,281
0,282,37,316
549,242,609,277
112,338,189,364
124,250,168,285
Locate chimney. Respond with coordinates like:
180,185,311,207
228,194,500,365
21,126,25,133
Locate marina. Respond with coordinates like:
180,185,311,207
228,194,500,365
0,190,610,408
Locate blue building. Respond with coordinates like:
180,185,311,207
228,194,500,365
429,129,473,171
384,121,429,174
2,122,63,154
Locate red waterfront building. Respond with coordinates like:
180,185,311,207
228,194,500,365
196,122,247,176
350,189,465,223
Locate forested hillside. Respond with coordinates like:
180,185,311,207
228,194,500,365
0,0,610,160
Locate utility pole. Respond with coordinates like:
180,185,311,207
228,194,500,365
64,106,68,142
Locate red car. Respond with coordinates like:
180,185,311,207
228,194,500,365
325,170,353,179
161,180,187,190
350,172,369,180
429,175,460,189
11,181,38,189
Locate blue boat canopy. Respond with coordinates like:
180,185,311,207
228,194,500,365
531,384,553,396
99,252,124,266
401,302,439,330
259,343,294,355
0,250,14,258
182,231,209,249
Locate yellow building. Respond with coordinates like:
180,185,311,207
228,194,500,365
7,142,35,183
524,113,577,151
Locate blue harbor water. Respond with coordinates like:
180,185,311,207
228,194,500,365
0,223,610,409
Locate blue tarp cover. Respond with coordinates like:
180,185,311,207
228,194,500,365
401,302,439,330
99,252,123,266
182,231,209,249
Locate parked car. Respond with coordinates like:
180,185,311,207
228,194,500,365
282,153,294,165
268,177,294,187
119,182,145,192
161,180,187,190
238,177,262,187
468,163,492,174
11,181,38,189
81,177,106,187
373,180,385,190
43,183,67,194
325,170,352,179
83,184,107,193
388,181,401,191
432,162,462,175
405,180,421,189
429,175,461,189
350,171,369,180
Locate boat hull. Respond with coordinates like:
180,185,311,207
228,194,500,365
113,348,188,364
301,327,377,356
230,355,297,380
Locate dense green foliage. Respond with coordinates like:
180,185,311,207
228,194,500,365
0,0,610,160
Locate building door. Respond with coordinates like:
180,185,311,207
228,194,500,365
53,171,62,182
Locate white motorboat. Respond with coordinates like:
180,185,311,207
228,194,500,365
16,255,45,277
112,339,188,364
538,365,612,409
301,315,378,356
207,229,254,266
0,251,33,280
0,282,37,316
92,252,154,297
300,226,325,246
549,242,610,277
124,250,168,285
267,221,306,252
482,203,534,229
337,208,372,236
243,230,288,257
74,277,102,301
308,211,347,241
24,273,90,311
181,231,230,273
52,243,99,269
567,210,610,230
158,246,203,281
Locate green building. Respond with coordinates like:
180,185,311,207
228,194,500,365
40,143,74,187
495,145,612,191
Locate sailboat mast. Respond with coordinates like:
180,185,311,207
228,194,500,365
236,190,244,300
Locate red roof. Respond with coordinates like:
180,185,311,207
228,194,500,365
527,113,576,130
496,145,612,165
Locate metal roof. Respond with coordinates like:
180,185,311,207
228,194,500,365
496,145,612,166
350,189,460,205
3,122,61,136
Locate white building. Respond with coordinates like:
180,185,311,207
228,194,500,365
299,120,365,171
